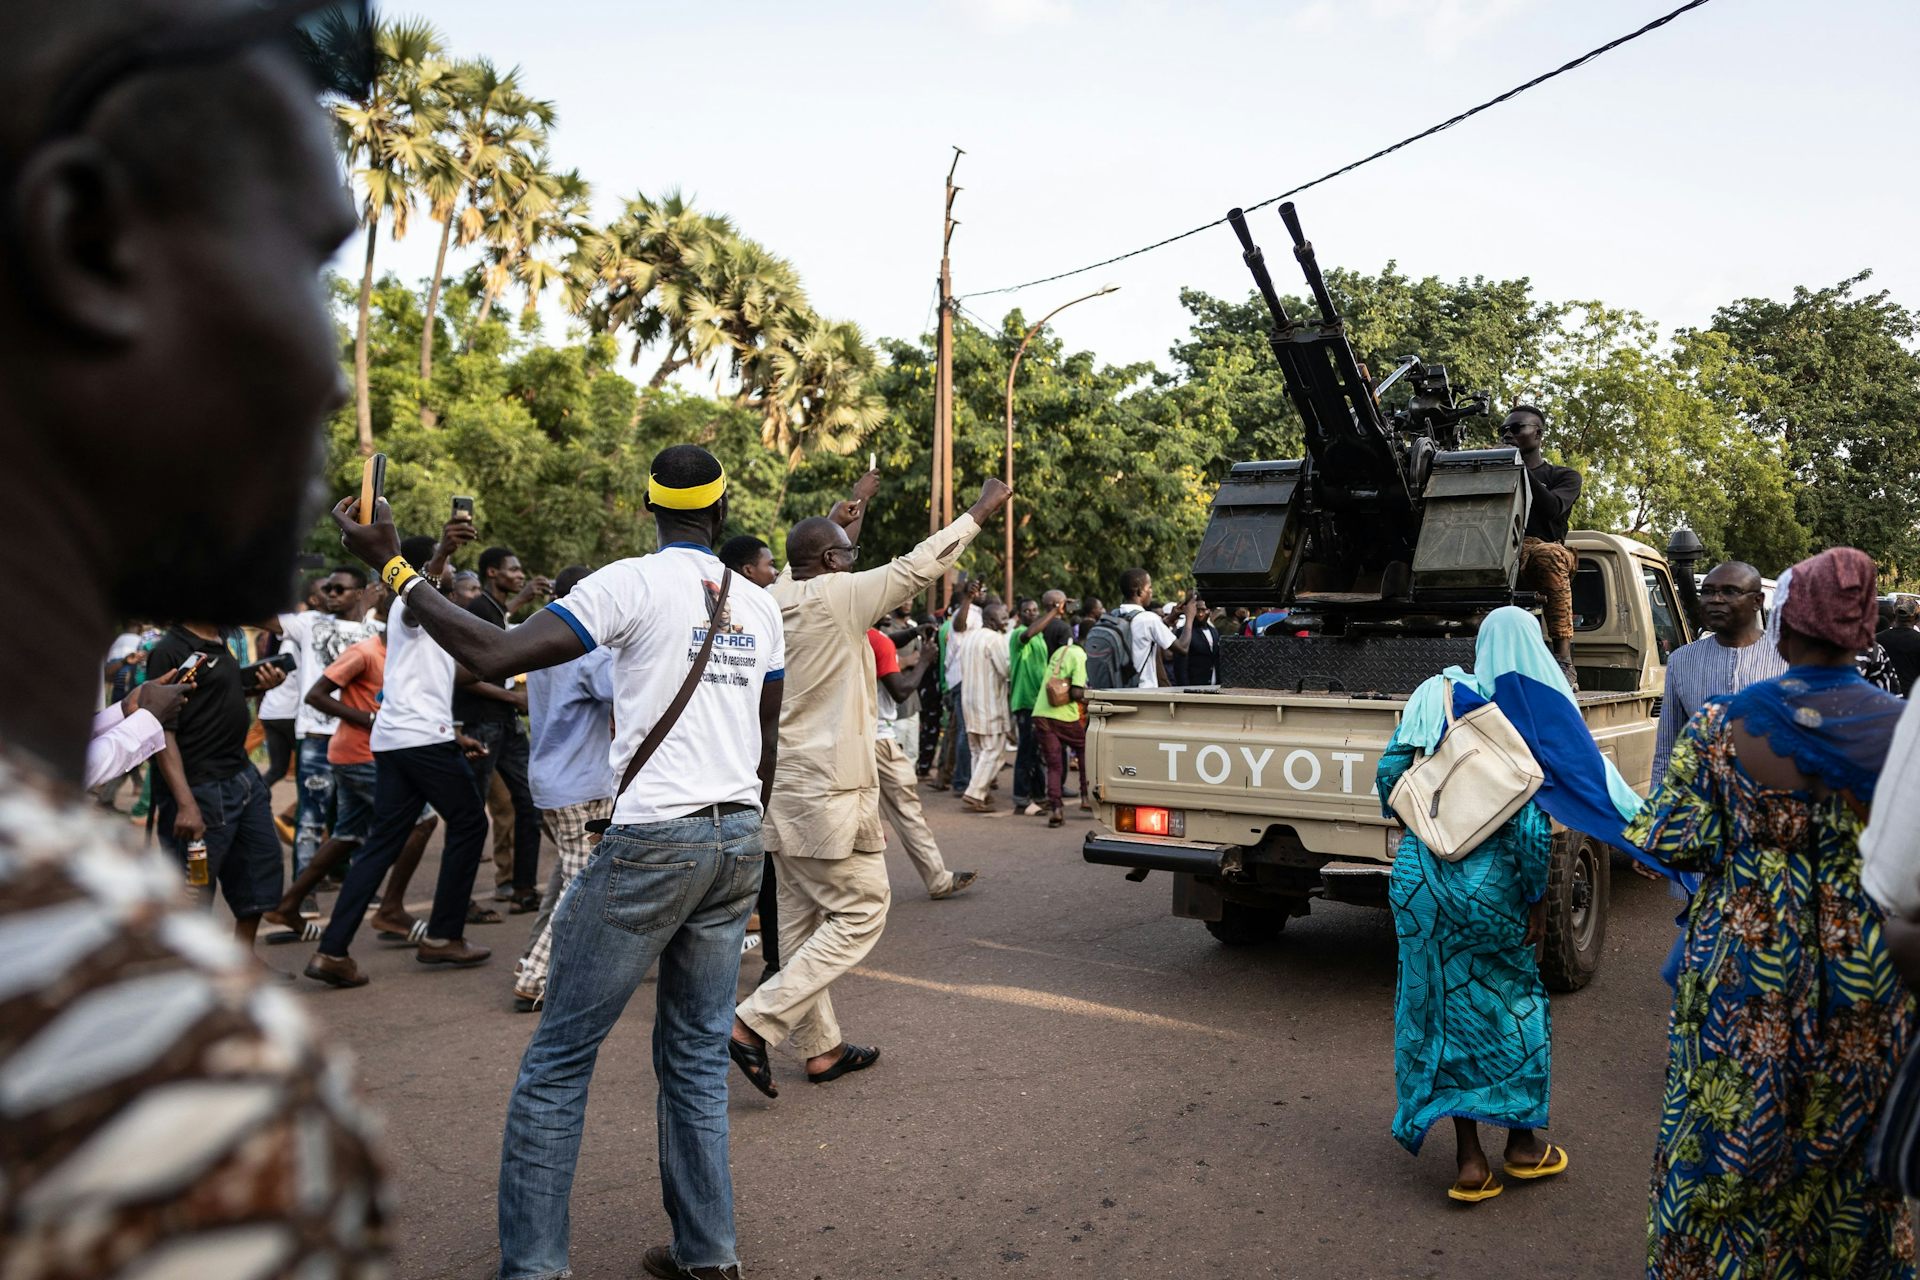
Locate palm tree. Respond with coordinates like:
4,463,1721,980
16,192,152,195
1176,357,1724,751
571,191,735,384
503,165,594,318
418,60,554,422
751,315,887,527
335,19,449,454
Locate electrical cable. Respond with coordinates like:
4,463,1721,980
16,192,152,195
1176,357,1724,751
959,0,1715,300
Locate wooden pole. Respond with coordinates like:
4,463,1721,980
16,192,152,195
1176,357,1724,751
934,147,962,611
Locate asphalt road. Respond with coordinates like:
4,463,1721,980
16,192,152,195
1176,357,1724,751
281,781,1683,1280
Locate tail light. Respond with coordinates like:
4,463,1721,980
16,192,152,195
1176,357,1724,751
1115,805,1184,838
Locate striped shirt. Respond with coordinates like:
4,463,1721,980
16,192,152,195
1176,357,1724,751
1652,633,1787,785
0,744,386,1277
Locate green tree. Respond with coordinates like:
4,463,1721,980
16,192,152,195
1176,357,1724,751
1706,273,1920,573
335,19,449,454
1167,266,1560,471
787,312,1219,603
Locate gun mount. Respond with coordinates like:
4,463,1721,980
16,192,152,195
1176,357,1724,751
1193,203,1523,642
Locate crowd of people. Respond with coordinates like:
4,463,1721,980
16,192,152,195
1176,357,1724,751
13,6,1920,1280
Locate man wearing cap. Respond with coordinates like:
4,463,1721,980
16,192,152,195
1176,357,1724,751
334,444,784,1280
1877,597,1920,698
727,476,1011,1097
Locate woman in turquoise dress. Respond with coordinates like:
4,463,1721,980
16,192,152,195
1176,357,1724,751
1378,607,1651,1202
1631,548,1914,1279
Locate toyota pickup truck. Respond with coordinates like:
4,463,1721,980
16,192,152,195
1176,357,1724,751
1081,531,1695,991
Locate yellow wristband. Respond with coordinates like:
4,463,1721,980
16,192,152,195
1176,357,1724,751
380,556,414,592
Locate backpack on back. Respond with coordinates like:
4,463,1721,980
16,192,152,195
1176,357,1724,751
1083,611,1141,689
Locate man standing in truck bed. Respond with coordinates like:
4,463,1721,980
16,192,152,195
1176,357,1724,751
1501,405,1582,680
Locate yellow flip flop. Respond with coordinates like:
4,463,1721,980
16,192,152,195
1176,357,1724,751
1502,1143,1570,1180
1447,1172,1504,1203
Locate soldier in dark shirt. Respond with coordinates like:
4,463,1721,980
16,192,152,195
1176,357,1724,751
1501,405,1584,673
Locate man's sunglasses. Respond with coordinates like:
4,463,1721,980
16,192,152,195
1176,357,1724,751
40,0,374,145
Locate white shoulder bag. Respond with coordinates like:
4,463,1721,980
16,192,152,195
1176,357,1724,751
1388,680,1545,861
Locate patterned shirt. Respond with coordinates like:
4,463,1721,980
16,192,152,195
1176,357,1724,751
0,743,385,1277
1653,632,1787,786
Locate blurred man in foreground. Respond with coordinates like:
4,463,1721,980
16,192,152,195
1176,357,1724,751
0,0,383,1270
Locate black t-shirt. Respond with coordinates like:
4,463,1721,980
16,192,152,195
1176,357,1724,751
450,592,518,726
1876,627,1920,697
1522,459,1583,543
146,626,252,785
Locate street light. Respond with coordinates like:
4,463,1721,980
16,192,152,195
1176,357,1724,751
1002,284,1119,605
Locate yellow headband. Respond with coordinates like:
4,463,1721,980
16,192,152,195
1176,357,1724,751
648,470,726,510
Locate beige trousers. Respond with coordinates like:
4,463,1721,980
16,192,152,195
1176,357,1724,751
964,730,1011,803
875,737,952,895
736,849,891,1060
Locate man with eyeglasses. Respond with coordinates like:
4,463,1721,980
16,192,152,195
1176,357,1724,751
0,0,384,1273
731,476,1010,1096
1653,561,1785,785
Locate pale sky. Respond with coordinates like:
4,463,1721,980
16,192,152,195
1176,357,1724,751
346,0,1920,381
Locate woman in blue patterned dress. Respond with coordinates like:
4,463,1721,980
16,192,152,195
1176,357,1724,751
1379,607,1653,1202
1632,548,1914,1279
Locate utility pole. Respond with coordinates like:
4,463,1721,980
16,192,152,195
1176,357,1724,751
931,146,963,611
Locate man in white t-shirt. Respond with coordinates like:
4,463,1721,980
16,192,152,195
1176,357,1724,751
334,445,784,1280
305,528,488,987
1109,566,1198,689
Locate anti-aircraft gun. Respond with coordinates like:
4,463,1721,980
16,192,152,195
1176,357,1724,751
1192,203,1529,693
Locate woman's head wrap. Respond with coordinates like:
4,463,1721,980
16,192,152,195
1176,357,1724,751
1779,547,1878,653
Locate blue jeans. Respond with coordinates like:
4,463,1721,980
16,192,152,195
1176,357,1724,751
497,808,763,1279
293,736,336,875
155,766,283,917
331,760,378,844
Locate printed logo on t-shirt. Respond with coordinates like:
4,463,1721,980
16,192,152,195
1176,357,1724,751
691,577,760,687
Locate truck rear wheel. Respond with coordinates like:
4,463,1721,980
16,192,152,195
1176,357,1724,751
1540,830,1608,993
1204,902,1290,947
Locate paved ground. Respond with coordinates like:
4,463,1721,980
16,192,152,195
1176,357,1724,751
276,781,1682,1279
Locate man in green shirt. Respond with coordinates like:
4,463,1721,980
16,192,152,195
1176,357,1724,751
1008,592,1062,815
1032,618,1091,827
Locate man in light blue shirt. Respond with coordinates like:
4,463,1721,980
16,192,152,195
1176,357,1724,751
514,565,617,1011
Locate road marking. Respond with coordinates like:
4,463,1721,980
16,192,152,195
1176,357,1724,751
852,966,1239,1038
967,938,1171,976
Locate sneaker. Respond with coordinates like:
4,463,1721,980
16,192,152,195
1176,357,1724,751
930,870,979,900
512,981,544,1013
642,1244,740,1280
1020,802,1045,817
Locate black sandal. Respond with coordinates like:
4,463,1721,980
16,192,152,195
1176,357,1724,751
466,900,503,925
728,1035,778,1098
807,1043,880,1084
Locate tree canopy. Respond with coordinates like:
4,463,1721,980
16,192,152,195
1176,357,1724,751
323,12,1920,594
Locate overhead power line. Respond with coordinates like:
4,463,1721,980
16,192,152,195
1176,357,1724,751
959,0,1716,301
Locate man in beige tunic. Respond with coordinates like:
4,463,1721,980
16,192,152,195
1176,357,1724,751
730,478,1011,1093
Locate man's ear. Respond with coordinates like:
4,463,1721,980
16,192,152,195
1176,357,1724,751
11,139,145,342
